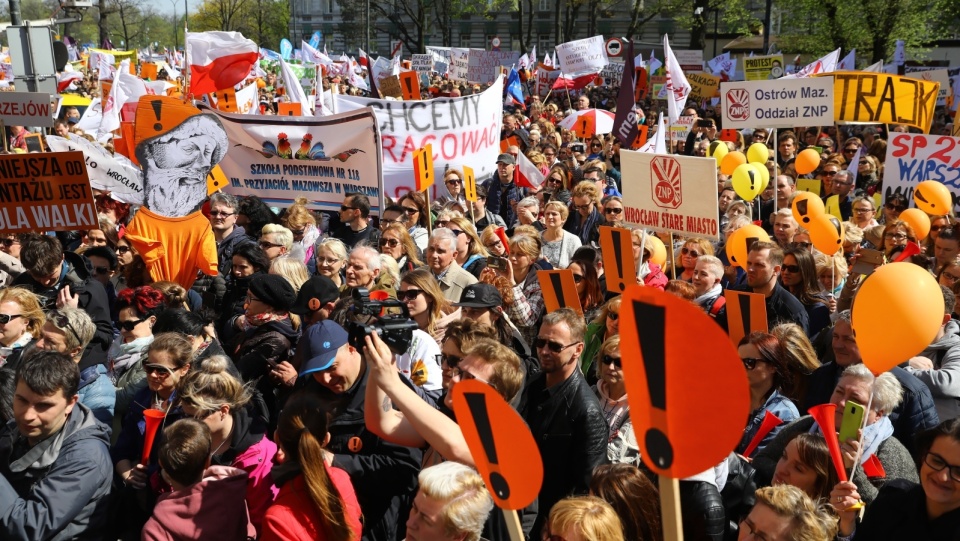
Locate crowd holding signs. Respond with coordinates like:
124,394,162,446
2,23,960,541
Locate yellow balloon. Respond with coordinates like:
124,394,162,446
853,262,945,375
747,142,769,164
732,163,762,201
809,213,844,255
647,235,667,267
721,151,747,176
708,140,729,164
913,180,953,216
728,224,771,269
899,208,931,240
752,162,770,193
791,192,825,227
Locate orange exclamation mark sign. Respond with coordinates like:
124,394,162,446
599,226,637,293
631,299,673,469
463,393,510,498
151,99,163,131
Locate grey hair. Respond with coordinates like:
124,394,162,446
834,170,852,182
431,228,459,252
350,245,381,272
696,255,724,280
261,223,293,250
517,196,539,210
840,363,904,415
208,192,239,211
837,309,851,325
47,306,96,353
316,238,348,262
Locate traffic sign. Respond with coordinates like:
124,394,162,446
491,36,501,51
605,38,623,58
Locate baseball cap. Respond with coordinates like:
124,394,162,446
299,320,349,375
453,283,502,309
291,275,340,315
496,153,516,165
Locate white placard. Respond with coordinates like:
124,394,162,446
555,36,608,75
720,77,833,129
411,54,434,73
0,91,53,127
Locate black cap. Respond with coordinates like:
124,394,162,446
453,283,502,308
248,274,297,312
291,275,340,315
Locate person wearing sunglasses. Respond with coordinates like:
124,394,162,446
881,194,909,225
281,196,321,269
735,332,799,459
925,215,953,257
545,164,573,206
208,192,254,277
526,308,609,536
542,495,625,541
722,241,810,335
399,191,431,252
779,247,832,336
433,169,468,213
591,335,641,466
399,268,458,347
257,223,293,262
817,161,842,199
332,192,378,250
847,418,960,540
676,238,714,283
447,216,491,279
378,223,424,273
735,486,838,541
113,334,193,518
0,287,44,371
115,237,151,291
540,201,582,269
109,286,166,416
569,258,604,323
600,196,625,229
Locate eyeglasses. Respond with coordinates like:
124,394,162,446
681,247,701,257
843,147,858,153
209,211,235,217
436,353,463,368
821,170,839,177
885,203,907,212
48,310,79,343
340,205,357,212
259,241,283,249
788,241,812,250
942,271,960,282
884,232,908,241
317,257,343,265
379,238,400,248
548,177,564,184
591,143,602,148
450,229,465,237
605,207,623,215
607,311,618,321
0,313,22,325
854,207,874,214
574,203,593,211
445,178,462,185
399,289,424,302
116,246,131,255
925,452,960,482
534,338,581,353
781,264,801,273
1,238,19,247
94,266,111,275
602,355,622,368
572,273,584,284
118,317,145,331
402,207,419,215
931,225,949,233
741,357,766,370
290,229,305,236
144,364,174,378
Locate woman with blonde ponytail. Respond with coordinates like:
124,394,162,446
261,391,362,541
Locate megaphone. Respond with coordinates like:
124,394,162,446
141,409,167,465
742,410,783,458
807,403,847,482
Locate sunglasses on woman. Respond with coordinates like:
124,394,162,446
379,238,400,248
144,364,174,378
741,357,767,370
605,207,623,215
116,246,131,255
0,313,22,324
398,289,424,302
781,264,801,273
602,355,622,368
681,247,700,257
119,317,145,331
48,310,80,342
402,207,419,215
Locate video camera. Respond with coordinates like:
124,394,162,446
347,288,419,353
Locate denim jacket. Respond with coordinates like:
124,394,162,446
736,390,798,458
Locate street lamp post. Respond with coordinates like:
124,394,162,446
167,0,178,50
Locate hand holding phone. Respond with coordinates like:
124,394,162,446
838,400,866,444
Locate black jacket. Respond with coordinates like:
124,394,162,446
802,363,939,456
855,479,960,541
304,368,422,541
216,225,255,276
521,369,609,537
12,252,113,369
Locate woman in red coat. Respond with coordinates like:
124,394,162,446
261,391,362,541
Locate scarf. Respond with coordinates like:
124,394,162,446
694,284,723,307
0,333,33,366
108,335,154,382
242,311,289,331
812,414,893,464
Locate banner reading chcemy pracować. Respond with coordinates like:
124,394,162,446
337,76,503,199
203,106,383,213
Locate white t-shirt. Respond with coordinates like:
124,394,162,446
395,329,443,392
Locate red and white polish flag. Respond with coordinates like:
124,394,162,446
187,31,259,95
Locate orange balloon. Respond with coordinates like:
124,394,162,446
791,191,825,227
913,180,954,216
720,151,747,176
725,225,771,268
899,208,931,240
852,262,944,375
795,148,821,175
647,235,667,267
809,213,843,255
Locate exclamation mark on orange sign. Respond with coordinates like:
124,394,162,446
738,294,752,340
611,229,626,291
632,300,673,469
151,100,163,131
463,393,510,499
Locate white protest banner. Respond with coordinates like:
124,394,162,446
467,50,520,84
621,151,720,240
205,106,384,213
720,77,833,129
411,54,434,73
674,50,704,73
669,115,695,141
45,135,144,204
338,76,503,199
426,46,452,64
912,69,951,105
536,67,560,97
555,36,607,75
884,132,960,214
449,48,470,81
0,91,54,127
599,62,624,86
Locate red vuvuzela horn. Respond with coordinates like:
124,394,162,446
141,409,167,465
742,410,783,458
808,403,847,482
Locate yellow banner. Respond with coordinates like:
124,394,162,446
817,71,939,133
687,72,721,101
743,54,783,81
88,48,137,64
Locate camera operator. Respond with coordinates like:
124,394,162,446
683,107,718,157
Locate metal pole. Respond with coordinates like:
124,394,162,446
8,0,21,25
713,9,719,58
365,0,370,52
762,0,773,53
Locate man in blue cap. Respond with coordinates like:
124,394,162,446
299,320,422,541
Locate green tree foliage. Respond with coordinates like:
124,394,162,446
776,0,950,63
190,0,288,47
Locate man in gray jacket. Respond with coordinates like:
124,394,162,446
0,351,113,540
906,285,960,421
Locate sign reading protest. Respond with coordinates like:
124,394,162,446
555,36,608,75
819,72,939,133
208,107,384,213
621,152,720,240
720,77,833,129
338,76,503,199
411,54,434,73
0,151,97,234
884,132,960,214
687,72,720,101
0,91,54,127
743,54,783,81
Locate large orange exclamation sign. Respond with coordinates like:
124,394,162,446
464,393,510,499
632,300,673,469
150,99,163,131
